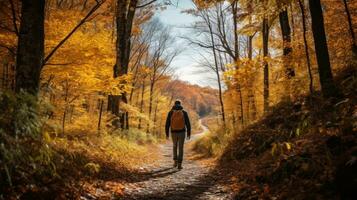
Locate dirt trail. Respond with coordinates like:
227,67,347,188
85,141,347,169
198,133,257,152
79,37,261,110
119,120,232,200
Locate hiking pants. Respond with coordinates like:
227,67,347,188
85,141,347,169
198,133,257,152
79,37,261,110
171,131,186,163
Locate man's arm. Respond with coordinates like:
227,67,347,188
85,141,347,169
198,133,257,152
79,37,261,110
184,111,191,138
165,111,172,138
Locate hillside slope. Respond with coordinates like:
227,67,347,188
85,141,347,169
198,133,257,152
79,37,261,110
217,67,357,199
164,80,219,117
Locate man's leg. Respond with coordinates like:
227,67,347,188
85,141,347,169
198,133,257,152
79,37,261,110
177,132,186,169
171,132,178,166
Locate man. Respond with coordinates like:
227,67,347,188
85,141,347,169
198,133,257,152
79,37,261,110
165,100,191,170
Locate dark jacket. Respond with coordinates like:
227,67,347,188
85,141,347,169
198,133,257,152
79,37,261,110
165,105,191,138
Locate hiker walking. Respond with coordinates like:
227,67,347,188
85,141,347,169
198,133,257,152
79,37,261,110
165,100,191,169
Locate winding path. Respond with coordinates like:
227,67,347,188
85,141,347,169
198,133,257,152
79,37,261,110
119,120,232,200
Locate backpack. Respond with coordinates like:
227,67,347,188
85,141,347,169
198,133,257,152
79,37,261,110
171,110,185,131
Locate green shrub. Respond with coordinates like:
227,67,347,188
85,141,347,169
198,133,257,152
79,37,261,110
0,91,41,137
119,128,157,144
53,132,150,168
193,127,229,157
0,91,55,187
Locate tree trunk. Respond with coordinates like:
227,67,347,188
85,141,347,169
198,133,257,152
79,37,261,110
246,92,250,122
62,108,67,135
153,98,159,136
2,62,8,89
308,0,340,98
231,112,236,132
138,80,145,129
129,57,142,103
247,35,256,121
262,18,270,113
248,35,253,60
290,4,295,39
231,0,239,61
98,99,104,131
15,0,45,95
112,0,128,128
342,0,357,53
147,81,155,133
69,105,74,123
159,117,163,137
279,9,294,78
62,80,69,135
298,0,314,94
107,95,120,115
115,0,129,77
207,15,226,126
237,84,244,127
121,94,129,129
279,9,294,100
108,0,138,129
231,1,245,126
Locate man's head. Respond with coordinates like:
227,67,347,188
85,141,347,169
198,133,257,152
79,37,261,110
174,100,181,106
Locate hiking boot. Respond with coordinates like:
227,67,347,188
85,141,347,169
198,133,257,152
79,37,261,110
178,163,182,170
173,161,178,167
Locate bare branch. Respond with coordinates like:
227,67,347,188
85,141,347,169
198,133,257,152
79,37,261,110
0,44,16,55
45,62,75,66
42,0,106,67
136,0,157,8
181,36,228,54
8,0,19,36
0,24,17,33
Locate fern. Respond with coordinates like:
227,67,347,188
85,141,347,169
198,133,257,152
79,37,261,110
0,91,56,187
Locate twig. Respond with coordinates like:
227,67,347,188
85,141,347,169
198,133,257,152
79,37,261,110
8,0,19,36
0,44,15,55
42,0,106,67
136,0,157,8
46,62,75,66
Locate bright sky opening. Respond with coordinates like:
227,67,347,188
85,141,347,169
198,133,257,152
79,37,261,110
154,0,218,88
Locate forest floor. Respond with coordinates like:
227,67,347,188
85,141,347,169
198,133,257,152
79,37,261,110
115,121,233,200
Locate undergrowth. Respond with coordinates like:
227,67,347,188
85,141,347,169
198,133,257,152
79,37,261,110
192,117,231,157
193,127,228,157
214,66,357,199
0,91,55,189
0,91,156,199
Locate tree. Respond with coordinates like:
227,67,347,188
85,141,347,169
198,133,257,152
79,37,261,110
298,0,313,94
184,4,233,126
308,0,340,98
342,0,357,53
145,20,178,133
206,13,226,126
262,17,269,112
15,0,105,95
278,2,294,78
15,0,45,95
109,0,158,129
246,34,257,122
279,8,294,100
107,0,139,129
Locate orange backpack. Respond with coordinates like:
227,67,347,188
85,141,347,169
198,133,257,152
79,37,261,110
171,110,185,131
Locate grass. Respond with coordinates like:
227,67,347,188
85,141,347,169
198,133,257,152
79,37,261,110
1,108,159,198
192,118,230,157
52,131,153,168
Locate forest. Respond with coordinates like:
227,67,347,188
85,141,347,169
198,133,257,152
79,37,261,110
0,0,356,199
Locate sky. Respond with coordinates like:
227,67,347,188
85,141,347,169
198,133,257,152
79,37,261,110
154,0,218,88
